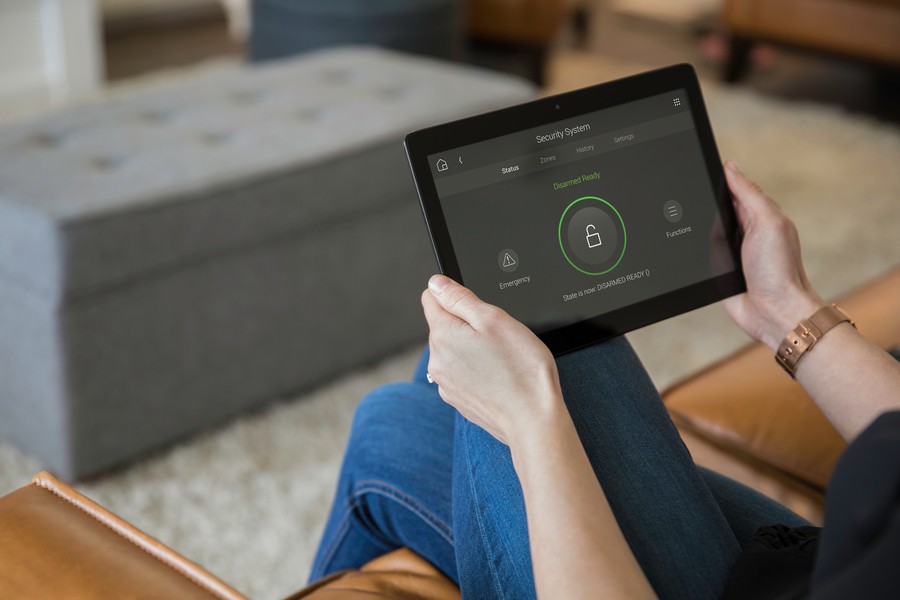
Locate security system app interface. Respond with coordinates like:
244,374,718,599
428,90,736,333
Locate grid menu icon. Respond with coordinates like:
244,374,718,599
672,97,681,107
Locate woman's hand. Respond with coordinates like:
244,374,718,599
723,161,825,350
421,275,563,446
723,161,900,439
423,277,658,600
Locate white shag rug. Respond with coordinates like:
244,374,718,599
1,54,899,599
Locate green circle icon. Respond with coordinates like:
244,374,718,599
558,196,627,276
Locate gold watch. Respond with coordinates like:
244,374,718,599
775,304,854,378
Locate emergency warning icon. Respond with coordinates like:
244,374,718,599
498,248,519,273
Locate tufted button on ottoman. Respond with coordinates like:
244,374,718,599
0,47,534,478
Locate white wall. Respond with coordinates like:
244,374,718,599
0,0,103,114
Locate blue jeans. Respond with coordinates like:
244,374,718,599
309,337,809,599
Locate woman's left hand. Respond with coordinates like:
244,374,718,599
421,274,564,446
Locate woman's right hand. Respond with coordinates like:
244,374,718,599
722,161,826,350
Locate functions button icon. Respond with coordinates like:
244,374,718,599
663,200,683,223
498,248,519,273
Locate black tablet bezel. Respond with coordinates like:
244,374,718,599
405,63,744,356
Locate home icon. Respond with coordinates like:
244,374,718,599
436,159,448,172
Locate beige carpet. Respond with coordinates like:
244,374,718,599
1,53,899,599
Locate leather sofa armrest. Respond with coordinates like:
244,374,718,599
664,267,900,490
0,471,247,600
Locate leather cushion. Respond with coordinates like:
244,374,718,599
678,428,825,525
0,472,245,600
664,267,900,491
290,549,461,600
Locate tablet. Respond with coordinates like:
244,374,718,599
405,64,744,356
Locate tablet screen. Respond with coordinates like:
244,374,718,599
426,89,736,335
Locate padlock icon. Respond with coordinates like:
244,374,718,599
585,224,602,248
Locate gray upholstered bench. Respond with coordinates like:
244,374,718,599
0,47,533,478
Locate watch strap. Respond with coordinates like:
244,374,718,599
775,304,853,378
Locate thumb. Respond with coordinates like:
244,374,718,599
427,275,490,328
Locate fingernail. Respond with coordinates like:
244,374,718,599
726,160,742,174
428,275,450,295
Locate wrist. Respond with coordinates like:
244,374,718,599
508,388,569,460
760,288,826,351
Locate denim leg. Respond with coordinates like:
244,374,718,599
453,412,536,600
557,336,742,599
418,345,537,597
313,343,807,598
308,381,458,583
699,467,810,544
451,337,745,600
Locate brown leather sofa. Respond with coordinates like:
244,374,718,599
2,267,898,599
667,267,899,524
721,0,900,81
467,0,577,46
466,0,577,84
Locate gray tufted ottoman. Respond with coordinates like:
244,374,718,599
0,47,533,478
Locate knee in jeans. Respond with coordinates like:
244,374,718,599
345,383,418,460
352,383,414,428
